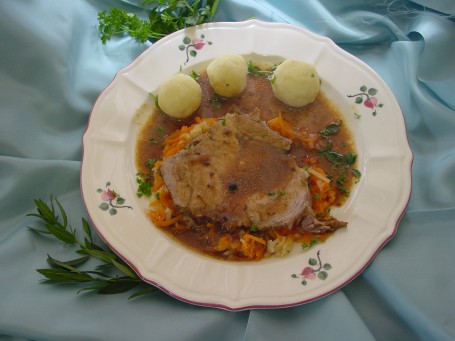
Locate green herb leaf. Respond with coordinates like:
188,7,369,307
301,237,323,250
129,286,157,300
145,159,156,169
82,218,92,240
29,196,156,299
190,70,200,81
37,268,95,283
31,198,58,225
44,222,77,245
247,60,274,77
320,123,340,136
97,278,141,295
209,94,222,108
325,151,343,164
47,254,90,270
112,259,138,279
343,152,357,167
136,174,153,198
352,169,361,178
77,249,117,264
98,0,220,44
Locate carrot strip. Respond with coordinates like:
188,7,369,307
154,215,182,227
215,235,231,251
161,117,216,158
268,113,318,149
267,112,295,139
308,167,336,216
242,233,266,245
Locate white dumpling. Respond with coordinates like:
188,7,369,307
207,54,247,98
271,60,320,107
158,74,202,118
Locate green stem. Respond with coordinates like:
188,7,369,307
210,0,220,20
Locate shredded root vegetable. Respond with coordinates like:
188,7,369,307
308,166,331,183
308,166,336,216
267,112,296,139
240,233,267,260
267,113,318,149
162,116,216,158
143,114,342,261
298,232,331,245
267,112,337,216
148,117,217,227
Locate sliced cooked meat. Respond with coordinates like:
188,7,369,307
295,215,348,234
160,112,314,231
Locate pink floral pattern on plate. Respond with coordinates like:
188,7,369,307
97,182,132,216
348,85,384,116
291,250,332,286
179,34,212,64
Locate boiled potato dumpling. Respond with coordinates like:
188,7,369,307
158,73,202,118
207,54,247,98
271,60,320,107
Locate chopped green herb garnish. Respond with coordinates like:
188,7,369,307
352,169,361,178
209,94,222,108
301,237,323,250
247,60,273,77
320,123,340,136
336,177,350,195
136,174,153,198
190,70,200,81
325,150,343,164
319,144,357,168
343,152,357,167
149,93,160,110
145,159,156,169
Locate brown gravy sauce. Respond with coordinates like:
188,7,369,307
135,70,357,260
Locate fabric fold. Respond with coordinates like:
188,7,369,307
0,1,454,340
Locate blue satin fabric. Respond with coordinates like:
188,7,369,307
1,1,454,340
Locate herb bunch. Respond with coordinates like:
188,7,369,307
98,0,221,44
28,196,155,299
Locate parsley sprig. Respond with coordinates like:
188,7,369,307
28,196,155,299
98,0,221,44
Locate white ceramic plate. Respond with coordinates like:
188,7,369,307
81,20,413,310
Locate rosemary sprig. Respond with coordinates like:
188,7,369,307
27,196,156,299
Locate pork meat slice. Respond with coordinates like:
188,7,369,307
160,112,312,230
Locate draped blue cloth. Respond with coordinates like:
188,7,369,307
1,1,454,340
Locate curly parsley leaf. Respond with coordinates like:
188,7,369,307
98,0,221,44
136,173,153,198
